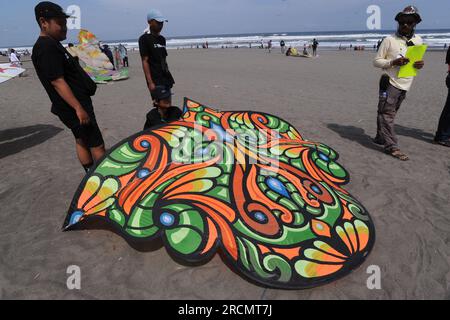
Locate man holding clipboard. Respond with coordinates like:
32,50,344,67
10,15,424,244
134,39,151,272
373,6,425,161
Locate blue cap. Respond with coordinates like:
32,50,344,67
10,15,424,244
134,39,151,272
147,9,168,23
151,86,172,101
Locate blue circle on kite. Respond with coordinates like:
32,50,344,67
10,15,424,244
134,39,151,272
253,212,268,223
196,147,210,156
141,140,150,148
311,185,321,193
138,169,151,179
69,211,84,225
160,213,175,227
266,177,290,198
318,153,330,162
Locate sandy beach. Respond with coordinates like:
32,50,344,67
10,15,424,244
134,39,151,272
0,48,449,299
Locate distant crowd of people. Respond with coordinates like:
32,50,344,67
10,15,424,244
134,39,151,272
25,1,450,173
99,43,129,70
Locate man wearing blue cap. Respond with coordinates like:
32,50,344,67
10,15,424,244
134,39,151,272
139,9,175,102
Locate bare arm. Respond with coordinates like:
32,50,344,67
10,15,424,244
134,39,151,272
141,56,156,92
51,77,90,125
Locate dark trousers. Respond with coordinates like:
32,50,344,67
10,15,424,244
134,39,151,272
435,74,450,141
375,84,407,151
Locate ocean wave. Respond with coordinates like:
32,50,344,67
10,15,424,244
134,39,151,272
3,31,449,53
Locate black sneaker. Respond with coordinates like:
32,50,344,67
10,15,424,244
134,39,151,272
433,140,450,147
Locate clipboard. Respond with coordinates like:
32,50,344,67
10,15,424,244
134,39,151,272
398,45,428,78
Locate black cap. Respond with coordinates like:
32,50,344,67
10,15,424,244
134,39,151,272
35,2,72,22
151,86,172,101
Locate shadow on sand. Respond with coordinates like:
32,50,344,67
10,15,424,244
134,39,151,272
326,123,435,152
0,124,63,159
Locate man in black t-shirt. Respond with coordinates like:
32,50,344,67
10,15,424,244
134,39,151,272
312,39,319,56
32,2,105,172
433,46,450,147
139,9,175,103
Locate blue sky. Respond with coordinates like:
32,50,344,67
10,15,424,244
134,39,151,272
1,0,450,47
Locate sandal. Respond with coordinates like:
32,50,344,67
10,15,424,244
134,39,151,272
386,149,409,161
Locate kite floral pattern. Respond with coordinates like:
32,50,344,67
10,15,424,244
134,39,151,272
64,98,375,289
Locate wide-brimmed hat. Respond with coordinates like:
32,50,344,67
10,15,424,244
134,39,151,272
395,5,422,24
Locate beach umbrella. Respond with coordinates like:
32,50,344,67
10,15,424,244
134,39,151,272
63,98,375,289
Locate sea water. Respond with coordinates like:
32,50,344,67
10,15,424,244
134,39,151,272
2,29,450,54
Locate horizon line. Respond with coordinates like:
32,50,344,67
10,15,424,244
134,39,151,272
2,27,450,49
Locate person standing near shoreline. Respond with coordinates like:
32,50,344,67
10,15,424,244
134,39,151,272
9,48,24,77
433,46,450,147
312,38,319,56
372,6,425,161
9,49,21,67
267,40,272,53
280,40,286,54
119,44,129,67
101,44,115,70
113,46,121,69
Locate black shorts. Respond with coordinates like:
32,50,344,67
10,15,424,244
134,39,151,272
58,109,104,148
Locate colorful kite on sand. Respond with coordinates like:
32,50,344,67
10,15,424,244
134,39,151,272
0,63,25,84
82,66,129,84
70,29,129,84
63,98,375,289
